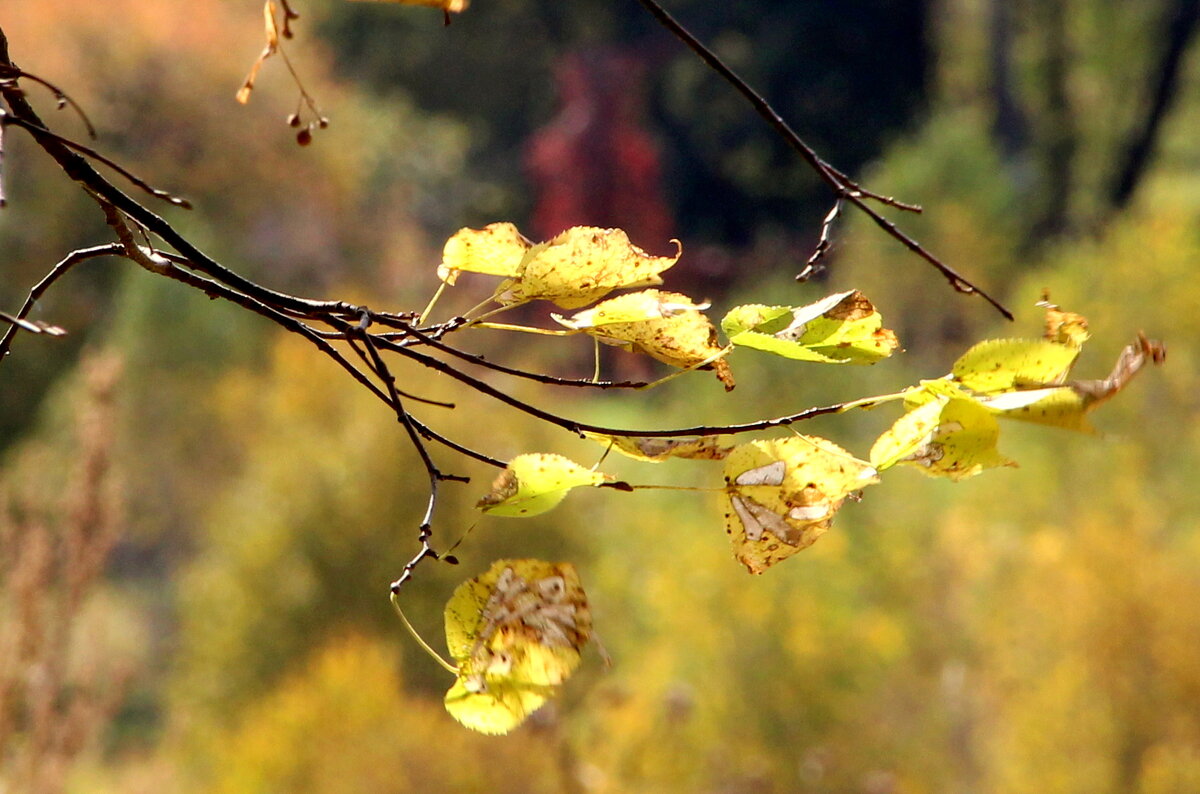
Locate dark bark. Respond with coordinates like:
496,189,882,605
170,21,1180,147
1030,0,1077,240
988,0,1032,164
1110,0,1200,209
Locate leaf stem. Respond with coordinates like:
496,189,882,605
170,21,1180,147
390,592,458,675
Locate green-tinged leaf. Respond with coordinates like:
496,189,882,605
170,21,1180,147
565,290,734,390
476,454,608,517
722,290,900,364
722,437,878,574
871,397,1015,480
952,338,1079,393
443,560,591,734
583,431,734,463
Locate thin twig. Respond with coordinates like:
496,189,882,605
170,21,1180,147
0,311,65,336
798,199,841,282
1,112,191,209
0,243,123,364
633,0,1013,320
0,64,96,138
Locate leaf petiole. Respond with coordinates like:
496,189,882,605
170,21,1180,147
390,591,458,675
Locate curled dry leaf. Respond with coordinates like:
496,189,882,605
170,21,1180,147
721,290,900,364
1038,294,1090,349
437,224,681,309
443,560,590,734
557,290,734,390
236,1,282,104
476,453,609,518
722,437,878,574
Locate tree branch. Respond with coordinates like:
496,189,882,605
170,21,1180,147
633,0,1013,320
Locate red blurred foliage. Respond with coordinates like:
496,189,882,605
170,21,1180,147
525,49,675,254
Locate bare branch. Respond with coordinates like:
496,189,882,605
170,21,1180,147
632,0,1013,320
0,243,123,364
0,112,190,209
0,62,96,138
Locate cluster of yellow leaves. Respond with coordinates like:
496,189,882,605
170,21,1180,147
871,303,1165,480
420,227,1165,732
442,560,591,734
437,223,903,388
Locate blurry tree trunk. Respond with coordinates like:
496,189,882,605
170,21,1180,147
1030,0,1077,240
1109,0,1200,209
987,0,1032,166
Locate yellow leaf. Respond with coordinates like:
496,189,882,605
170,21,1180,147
722,437,878,574
438,223,531,286
562,290,734,390
507,227,680,309
980,333,1165,432
436,225,679,308
871,397,1016,480
476,453,608,517
553,289,708,330
721,290,900,364
443,560,590,734
952,338,1079,393
582,432,734,463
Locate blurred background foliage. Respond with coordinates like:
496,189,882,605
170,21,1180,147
2,0,1199,791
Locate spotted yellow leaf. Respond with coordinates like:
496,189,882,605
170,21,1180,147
443,560,590,734
722,437,878,574
500,228,680,309
871,396,1015,480
582,432,734,462
436,225,679,308
980,333,1165,432
721,290,900,364
477,453,608,517
559,290,734,390
952,339,1079,393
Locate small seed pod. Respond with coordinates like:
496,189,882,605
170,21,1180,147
286,113,301,128
296,127,313,146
